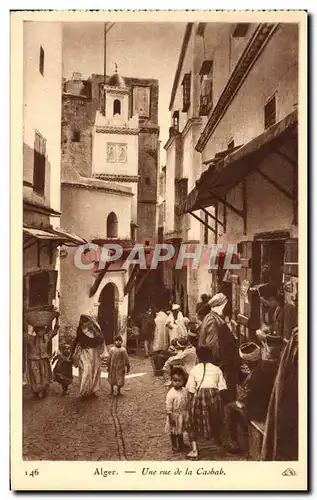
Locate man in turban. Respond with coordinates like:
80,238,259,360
198,293,240,402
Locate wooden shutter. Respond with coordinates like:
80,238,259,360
283,238,298,277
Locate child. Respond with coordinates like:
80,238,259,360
165,366,189,452
25,315,60,399
107,335,130,396
52,343,73,395
186,345,227,459
163,336,197,385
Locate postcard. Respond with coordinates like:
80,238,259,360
11,9,307,491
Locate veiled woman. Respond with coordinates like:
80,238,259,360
72,314,107,399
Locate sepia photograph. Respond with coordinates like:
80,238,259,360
11,9,307,491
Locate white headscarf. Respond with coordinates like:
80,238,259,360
208,293,228,316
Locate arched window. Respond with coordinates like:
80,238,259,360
113,99,121,116
107,212,118,238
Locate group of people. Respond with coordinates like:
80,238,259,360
127,303,189,357
24,288,298,461
160,292,296,460
24,313,131,400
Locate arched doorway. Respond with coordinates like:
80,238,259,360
98,283,119,344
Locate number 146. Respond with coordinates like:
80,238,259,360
25,469,39,477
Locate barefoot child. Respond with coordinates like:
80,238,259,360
52,343,73,394
165,366,189,451
107,335,130,396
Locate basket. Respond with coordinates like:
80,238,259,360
25,307,59,328
150,351,170,376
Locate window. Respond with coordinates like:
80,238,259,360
199,60,213,116
25,270,57,309
39,46,44,76
264,95,276,129
228,138,235,150
172,110,179,131
232,23,250,38
145,177,150,186
72,130,81,142
28,271,50,308
113,99,121,116
107,143,127,163
107,212,118,238
181,73,191,112
33,131,46,196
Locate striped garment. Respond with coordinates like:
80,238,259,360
188,388,223,440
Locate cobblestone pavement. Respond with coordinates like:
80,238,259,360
23,354,247,461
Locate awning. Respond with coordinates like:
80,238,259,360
179,109,298,214
23,225,86,246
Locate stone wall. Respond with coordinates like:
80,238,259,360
61,94,93,178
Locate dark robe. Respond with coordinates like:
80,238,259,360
199,311,240,401
261,328,298,460
239,360,280,421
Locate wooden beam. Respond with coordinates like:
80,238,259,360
273,148,297,168
254,168,292,200
189,211,216,234
215,203,218,244
223,194,227,233
135,270,150,296
89,261,111,298
201,207,224,227
37,241,41,267
292,161,298,226
124,264,139,296
209,191,244,218
243,178,247,235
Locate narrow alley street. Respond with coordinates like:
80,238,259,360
23,354,246,462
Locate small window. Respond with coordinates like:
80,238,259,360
33,131,46,196
228,139,235,150
199,60,213,116
113,99,121,116
39,46,44,76
72,130,81,142
172,110,179,131
107,212,118,238
145,177,150,186
264,95,276,129
181,73,191,112
232,23,250,38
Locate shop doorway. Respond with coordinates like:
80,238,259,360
98,283,119,344
252,232,288,330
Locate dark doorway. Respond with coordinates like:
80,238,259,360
252,235,287,330
98,283,118,344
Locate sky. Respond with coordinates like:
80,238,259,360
62,22,186,164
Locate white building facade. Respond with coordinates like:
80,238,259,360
163,22,299,342
23,22,85,371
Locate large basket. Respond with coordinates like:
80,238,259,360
150,351,170,376
25,307,58,328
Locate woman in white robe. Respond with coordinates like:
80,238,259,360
166,305,188,343
152,309,169,352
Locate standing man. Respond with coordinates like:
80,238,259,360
138,308,156,357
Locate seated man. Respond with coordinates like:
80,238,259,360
163,335,197,386
225,337,284,454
